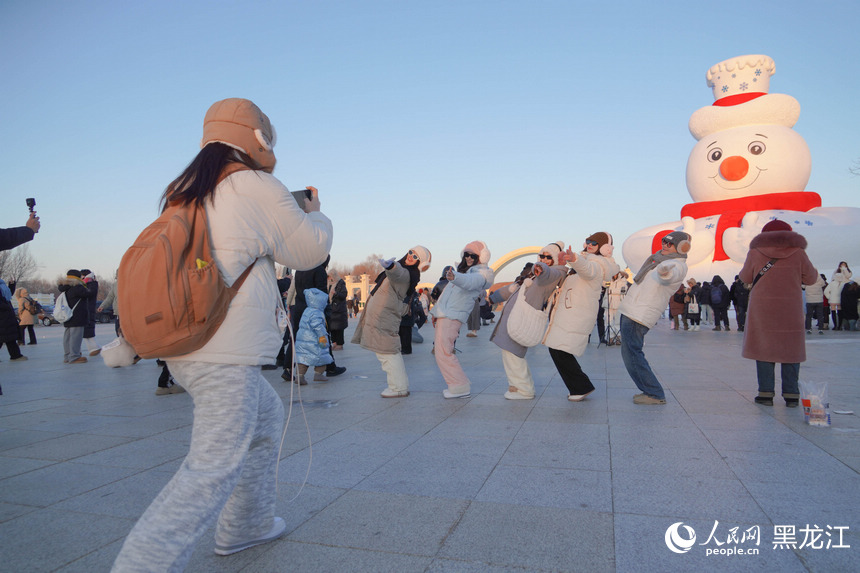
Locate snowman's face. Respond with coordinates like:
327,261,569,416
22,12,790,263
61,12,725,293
685,124,811,202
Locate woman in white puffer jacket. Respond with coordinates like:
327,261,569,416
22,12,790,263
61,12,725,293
824,262,852,330
113,98,332,572
542,232,620,401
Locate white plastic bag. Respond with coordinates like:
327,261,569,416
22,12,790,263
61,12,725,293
800,380,831,427
101,336,137,368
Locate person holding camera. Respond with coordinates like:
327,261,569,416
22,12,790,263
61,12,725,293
0,212,41,373
112,98,332,571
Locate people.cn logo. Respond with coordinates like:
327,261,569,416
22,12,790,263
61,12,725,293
665,522,697,554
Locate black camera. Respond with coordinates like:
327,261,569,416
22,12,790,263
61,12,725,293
26,198,36,213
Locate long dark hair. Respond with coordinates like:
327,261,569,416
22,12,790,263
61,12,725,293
159,143,263,212
456,254,474,274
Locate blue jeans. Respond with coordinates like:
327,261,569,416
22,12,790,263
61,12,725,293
755,361,800,398
620,315,665,400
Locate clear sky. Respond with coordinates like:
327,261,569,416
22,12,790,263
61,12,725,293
2,0,859,284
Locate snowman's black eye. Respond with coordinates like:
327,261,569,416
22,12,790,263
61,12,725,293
748,141,766,155
707,148,722,162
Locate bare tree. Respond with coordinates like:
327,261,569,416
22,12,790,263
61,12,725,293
0,245,39,285
851,158,860,176
350,253,384,278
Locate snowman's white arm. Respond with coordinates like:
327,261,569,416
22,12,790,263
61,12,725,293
680,216,716,266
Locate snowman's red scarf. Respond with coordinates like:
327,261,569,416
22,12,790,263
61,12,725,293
676,191,821,261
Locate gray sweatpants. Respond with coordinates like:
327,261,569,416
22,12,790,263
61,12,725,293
112,361,285,572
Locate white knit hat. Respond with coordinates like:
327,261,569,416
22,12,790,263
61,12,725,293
540,241,565,265
409,245,432,272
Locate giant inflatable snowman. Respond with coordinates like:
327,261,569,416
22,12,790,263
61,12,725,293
622,54,860,280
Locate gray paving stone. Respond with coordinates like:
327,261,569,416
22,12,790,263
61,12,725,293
288,490,468,556
439,501,615,571
1,319,858,572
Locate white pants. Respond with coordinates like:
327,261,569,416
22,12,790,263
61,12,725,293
376,352,409,392
502,349,534,397
112,362,285,573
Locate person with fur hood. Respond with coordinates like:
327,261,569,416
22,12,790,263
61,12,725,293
431,241,495,399
619,231,691,405
739,220,817,407
543,233,620,401
490,242,568,400
352,246,431,398
58,269,97,364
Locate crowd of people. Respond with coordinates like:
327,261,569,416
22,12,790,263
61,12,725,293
1,96,858,573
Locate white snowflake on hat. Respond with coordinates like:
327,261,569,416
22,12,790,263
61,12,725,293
622,54,860,279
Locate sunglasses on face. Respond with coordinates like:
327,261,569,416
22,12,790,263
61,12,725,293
585,240,599,247
407,250,418,259
464,252,479,260
538,254,553,260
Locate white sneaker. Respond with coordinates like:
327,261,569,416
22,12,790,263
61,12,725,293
381,388,410,398
504,391,533,400
443,388,471,399
214,517,286,556
568,390,594,402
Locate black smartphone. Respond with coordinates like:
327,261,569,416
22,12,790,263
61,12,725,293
290,188,313,212
26,198,36,213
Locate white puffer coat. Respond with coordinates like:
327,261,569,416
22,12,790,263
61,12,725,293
172,170,333,366
824,268,852,307
619,258,687,329
543,252,620,356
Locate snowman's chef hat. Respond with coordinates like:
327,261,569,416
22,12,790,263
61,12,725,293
688,55,800,140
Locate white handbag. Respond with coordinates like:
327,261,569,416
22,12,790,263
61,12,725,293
506,279,550,347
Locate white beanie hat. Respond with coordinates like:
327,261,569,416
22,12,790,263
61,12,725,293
409,245,432,272
540,241,565,265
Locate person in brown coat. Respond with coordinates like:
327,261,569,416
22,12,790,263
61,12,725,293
669,284,688,330
739,219,818,407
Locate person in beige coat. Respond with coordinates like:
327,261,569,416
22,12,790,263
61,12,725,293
542,232,620,401
352,246,431,398
15,287,38,345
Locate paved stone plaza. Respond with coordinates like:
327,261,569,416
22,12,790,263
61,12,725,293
1,318,858,572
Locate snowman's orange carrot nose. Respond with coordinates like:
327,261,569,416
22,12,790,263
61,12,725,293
720,156,749,181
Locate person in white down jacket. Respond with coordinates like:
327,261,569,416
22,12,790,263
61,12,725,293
113,98,333,572
618,231,690,406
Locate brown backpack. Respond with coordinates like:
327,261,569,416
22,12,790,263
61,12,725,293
117,171,254,359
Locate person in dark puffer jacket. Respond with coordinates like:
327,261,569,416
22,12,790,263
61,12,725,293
58,269,96,364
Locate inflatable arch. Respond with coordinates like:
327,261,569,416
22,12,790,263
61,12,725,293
414,246,542,293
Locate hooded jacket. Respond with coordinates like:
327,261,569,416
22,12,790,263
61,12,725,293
739,229,817,363
58,277,95,328
295,288,334,367
543,252,620,356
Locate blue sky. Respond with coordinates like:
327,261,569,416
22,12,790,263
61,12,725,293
2,0,859,284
